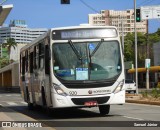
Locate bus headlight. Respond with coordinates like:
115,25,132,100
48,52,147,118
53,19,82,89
53,83,68,96
113,80,124,93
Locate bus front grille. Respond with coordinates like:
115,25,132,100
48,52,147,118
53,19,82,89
71,96,110,105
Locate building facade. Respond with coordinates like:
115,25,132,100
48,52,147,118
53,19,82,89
0,20,47,44
0,20,48,60
88,9,148,35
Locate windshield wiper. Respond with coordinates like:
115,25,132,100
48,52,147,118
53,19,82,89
88,39,104,70
68,40,82,60
90,39,104,57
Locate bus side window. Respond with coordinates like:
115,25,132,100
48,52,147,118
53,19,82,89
20,54,22,73
30,52,33,73
33,46,39,69
45,45,50,74
39,42,45,69
25,51,28,72
22,56,25,81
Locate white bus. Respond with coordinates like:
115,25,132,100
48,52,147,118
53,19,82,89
20,26,125,115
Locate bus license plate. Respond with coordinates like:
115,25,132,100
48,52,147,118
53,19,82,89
84,101,97,106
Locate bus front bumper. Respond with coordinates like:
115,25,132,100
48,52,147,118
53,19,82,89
51,90,125,108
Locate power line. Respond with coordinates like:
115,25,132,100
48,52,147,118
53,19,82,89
137,0,152,7
143,0,157,5
0,0,7,5
79,0,120,19
137,0,158,7
79,0,99,13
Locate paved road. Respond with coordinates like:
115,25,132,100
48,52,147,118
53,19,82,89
0,92,160,130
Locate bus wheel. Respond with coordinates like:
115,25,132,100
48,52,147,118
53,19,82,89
99,105,110,115
42,87,47,107
41,88,53,116
26,88,33,110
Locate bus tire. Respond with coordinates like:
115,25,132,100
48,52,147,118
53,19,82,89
41,87,53,116
99,105,110,115
26,87,34,110
42,87,47,107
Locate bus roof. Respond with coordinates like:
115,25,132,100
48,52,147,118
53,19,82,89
50,25,118,31
20,25,118,52
20,30,49,52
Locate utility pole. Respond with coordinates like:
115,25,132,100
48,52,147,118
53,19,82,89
121,18,124,50
146,20,150,90
134,0,138,94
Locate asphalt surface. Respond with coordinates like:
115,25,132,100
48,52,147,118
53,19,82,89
0,92,160,130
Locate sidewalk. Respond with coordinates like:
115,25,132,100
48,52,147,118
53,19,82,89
0,105,55,130
125,94,160,106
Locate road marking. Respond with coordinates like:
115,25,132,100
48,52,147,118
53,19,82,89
123,116,144,121
20,101,27,105
6,95,12,96
126,103,160,107
7,102,18,106
12,94,21,96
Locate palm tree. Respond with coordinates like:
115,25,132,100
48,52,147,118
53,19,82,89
2,38,17,60
0,57,9,68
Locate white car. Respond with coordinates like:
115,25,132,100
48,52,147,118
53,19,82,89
125,79,136,93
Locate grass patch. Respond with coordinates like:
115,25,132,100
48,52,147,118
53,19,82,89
141,88,160,99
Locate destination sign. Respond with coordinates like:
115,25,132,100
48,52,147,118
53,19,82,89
52,28,117,40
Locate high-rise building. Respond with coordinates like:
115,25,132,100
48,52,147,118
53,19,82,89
88,9,148,36
0,20,48,60
0,20,47,44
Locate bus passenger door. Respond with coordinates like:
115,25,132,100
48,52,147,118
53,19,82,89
21,55,27,102
29,51,35,104
33,46,40,104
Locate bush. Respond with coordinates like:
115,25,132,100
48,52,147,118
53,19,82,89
141,90,148,98
151,88,160,98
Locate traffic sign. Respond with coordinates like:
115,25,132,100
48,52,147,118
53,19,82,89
141,6,153,19
145,59,151,68
141,5,160,20
153,6,160,19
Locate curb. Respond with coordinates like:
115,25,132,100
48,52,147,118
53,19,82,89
0,87,20,93
126,100,160,106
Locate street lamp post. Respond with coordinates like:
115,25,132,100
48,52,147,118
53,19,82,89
121,18,124,50
134,0,138,94
146,20,150,90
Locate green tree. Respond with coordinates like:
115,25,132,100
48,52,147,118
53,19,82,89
155,28,160,36
124,33,134,62
148,33,160,44
124,28,160,68
137,32,146,45
2,38,17,60
0,57,9,68
124,39,134,62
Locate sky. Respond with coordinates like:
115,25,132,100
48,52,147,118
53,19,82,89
2,0,160,33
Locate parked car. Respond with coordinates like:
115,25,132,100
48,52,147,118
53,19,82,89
125,79,136,93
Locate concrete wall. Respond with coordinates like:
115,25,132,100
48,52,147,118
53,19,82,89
0,61,19,88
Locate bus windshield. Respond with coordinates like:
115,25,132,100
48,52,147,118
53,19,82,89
52,40,122,81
